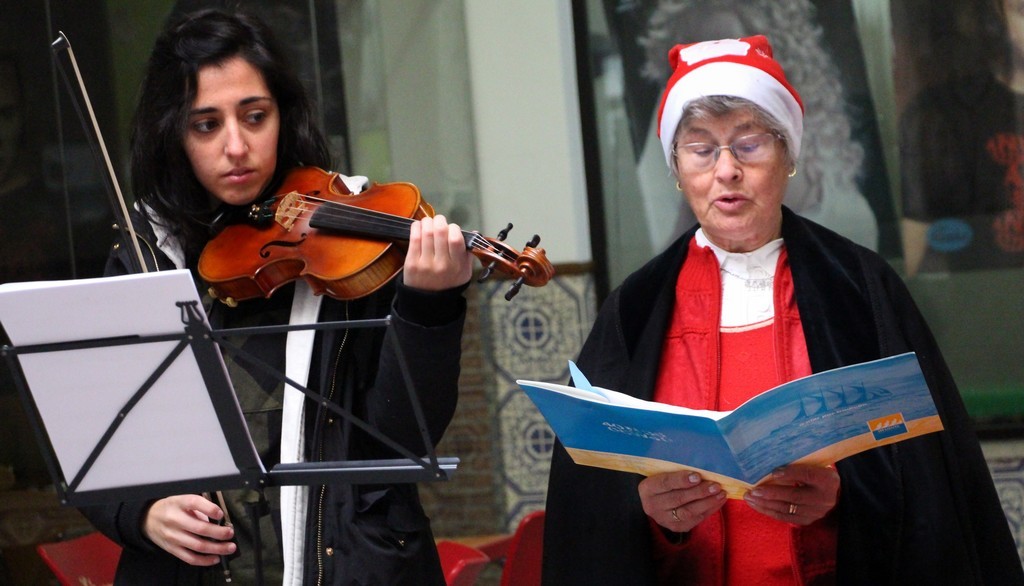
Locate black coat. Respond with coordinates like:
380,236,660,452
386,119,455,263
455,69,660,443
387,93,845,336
543,208,1023,585
80,215,465,585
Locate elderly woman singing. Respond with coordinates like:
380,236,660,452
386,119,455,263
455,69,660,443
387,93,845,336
542,35,1023,585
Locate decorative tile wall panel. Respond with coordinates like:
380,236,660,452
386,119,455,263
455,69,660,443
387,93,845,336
984,440,1024,566
484,273,596,531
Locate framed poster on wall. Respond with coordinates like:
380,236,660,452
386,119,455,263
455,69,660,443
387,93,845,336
892,0,1024,427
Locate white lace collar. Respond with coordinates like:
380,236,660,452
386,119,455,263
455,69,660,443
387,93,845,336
695,229,784,327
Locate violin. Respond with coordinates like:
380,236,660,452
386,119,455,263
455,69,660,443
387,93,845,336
198,166,555,306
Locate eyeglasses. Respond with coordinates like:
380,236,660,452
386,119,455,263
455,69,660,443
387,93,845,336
673,133,782,172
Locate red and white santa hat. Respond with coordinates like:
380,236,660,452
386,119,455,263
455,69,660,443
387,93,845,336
656,35,804,168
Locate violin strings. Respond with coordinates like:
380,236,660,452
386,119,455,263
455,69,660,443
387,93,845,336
272,193,520,264
295,192,411,230
302,196,518,263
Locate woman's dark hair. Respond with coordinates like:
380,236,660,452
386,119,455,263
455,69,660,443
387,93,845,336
130,8,332,261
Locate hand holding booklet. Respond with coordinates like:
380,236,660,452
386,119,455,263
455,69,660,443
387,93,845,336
517,353,943,498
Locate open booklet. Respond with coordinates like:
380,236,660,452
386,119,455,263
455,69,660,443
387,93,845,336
517,353,943,498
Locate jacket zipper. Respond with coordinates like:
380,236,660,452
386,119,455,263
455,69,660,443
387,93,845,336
316,303,349,586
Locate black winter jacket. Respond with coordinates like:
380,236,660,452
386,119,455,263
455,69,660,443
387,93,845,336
543,207,1023,585
81,213,465,585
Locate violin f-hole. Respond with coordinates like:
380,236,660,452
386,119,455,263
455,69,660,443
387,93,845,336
259,234,308,258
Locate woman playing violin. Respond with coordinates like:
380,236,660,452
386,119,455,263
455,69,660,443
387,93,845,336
79,8,472,585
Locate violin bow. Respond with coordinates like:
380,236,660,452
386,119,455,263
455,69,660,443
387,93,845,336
51,33,241,575
50,31,148,274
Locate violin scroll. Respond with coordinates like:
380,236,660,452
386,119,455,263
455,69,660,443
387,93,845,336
470,226,555,300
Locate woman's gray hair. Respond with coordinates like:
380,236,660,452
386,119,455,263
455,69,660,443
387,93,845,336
669,95,796,176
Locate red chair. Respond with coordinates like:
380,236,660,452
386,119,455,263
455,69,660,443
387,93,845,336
499,510,545,586
437,539,490,586
36,531,121,586
468,533,512,563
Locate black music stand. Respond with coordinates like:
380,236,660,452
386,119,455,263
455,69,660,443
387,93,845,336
0,270,456,507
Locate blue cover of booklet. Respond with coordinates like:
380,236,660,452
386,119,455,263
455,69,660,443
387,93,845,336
517,352,943,498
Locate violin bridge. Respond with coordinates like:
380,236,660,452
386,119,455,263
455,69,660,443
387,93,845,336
275,191,305,231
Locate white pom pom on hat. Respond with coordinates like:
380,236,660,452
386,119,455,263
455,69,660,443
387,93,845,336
656,35,804,168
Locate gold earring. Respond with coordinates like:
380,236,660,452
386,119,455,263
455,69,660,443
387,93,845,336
675,182,684,192
788,167,797,178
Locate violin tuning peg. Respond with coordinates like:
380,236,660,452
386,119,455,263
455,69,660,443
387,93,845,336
496,223,513,241
525,234,541,248
477,263,495,283
505,275,526,301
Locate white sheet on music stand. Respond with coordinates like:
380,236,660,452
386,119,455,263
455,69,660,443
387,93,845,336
0,270,262,492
